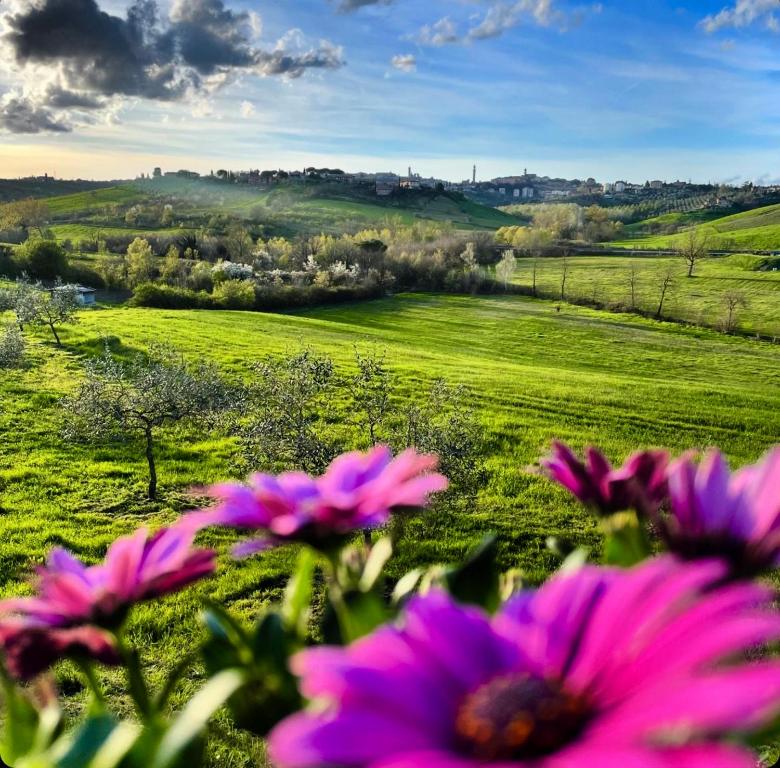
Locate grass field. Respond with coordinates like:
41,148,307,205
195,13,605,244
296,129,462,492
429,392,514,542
514,253,780,337
2,294,780,765
612,202,780,250
35,180,523,240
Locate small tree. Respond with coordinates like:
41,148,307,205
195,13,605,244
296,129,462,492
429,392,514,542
36,282,80,346
721,290,747,334
628,262,639,310
348,348,392,447
127,238,156,287
681,228,710,278
495,250,517,289
531,256,539,297
234,349,337,474
655,266,675,320
0,198,49,236
226,223,254,263
560,256,570,301
63,344,233,500
0,325,24,368
17,240,68,280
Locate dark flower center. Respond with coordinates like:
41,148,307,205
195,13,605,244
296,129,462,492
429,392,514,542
455,673,589,760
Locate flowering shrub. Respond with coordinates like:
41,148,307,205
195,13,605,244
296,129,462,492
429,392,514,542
211,260,255,282
1,443,780,768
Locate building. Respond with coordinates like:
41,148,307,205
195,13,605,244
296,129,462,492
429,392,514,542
52,285,97,307
522,187,535,199
650,180,664,189
376,173,400,196
614,181,627,193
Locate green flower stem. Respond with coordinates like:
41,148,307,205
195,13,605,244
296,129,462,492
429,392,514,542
114,634,155,722
76,659,107,713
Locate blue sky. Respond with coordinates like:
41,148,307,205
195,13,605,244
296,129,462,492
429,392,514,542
1,0,779,182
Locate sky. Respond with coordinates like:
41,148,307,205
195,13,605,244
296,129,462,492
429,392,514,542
0,0,779,183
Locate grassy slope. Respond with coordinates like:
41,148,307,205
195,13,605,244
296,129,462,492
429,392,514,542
3,295,780,764
39,181,522,240
513,253,780,336
613,203,780,250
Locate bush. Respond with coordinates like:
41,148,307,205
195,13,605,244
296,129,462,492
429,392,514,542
130,283,215,309
0,324,24,368
213,279,255,310
16,239,68,280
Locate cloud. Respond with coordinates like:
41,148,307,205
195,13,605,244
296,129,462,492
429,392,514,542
417,17,460,46
391,53,416,72
701,0,780,33
335,0,394,11
415,1,590,46
0,94,71,133
0,0,345,133
240,99,255,117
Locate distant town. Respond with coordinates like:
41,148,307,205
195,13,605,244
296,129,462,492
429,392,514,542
130,165,779,207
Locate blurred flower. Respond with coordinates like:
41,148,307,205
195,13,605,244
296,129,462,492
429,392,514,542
543,442,669,517
0,527,215,678
270,557,780,768
182,446,448,554
661,447,780,576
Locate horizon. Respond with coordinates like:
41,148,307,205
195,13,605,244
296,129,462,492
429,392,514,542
2,0,780,183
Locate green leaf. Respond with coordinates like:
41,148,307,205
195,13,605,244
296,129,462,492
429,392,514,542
392,568,423,605
336,589,390,644
53,715,118,768
444,535,501,613
602,512,650,567
151,670,246,768
281,549,316,639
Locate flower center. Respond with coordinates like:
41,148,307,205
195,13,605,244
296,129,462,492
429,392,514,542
455,673,588,760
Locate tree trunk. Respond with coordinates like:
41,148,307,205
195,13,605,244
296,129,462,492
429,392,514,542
145,427,157,500
687,260,694,278
50,323,61,347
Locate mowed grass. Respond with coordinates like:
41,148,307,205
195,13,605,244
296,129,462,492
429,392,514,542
2,294,780,765
612,202,780,250
514,253,780,337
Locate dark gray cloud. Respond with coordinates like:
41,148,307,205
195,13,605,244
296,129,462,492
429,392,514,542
336,0,395,11
1,0,345,132
0,95,71,133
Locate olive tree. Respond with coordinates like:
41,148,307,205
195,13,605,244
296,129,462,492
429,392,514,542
63,344,234,499
0,325,24,368
11,279,79,346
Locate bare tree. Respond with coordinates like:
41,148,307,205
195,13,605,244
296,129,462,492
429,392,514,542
560,256,570,301
628,262,639,310
721,290,747,334
680,228,710,278
63,344,233,499
531,256,539,297
655,266,675,320
495,249,517,289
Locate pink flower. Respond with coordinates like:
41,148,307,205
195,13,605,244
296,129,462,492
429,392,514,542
543,441,669,517
662,447,780,576
0,527,215,678
270,557,780,768
182,446,448,554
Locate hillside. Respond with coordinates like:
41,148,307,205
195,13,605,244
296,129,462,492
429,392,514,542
612,202,780,251
0,178,115,203
35,178,525,241
3,293,780,764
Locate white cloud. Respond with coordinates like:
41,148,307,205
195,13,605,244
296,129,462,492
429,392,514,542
701,0,780,33
391,53,416,72
417,17,460,46
240,100,256,118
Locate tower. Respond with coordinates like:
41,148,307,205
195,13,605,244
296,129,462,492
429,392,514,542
472,165,476,184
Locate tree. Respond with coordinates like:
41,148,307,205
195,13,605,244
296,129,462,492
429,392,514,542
127,238,156,287
531,256,539,297
655,266,675,320
17,240,68,280
348,348,392,447
0,198,49,236
680,228,710,278
225,223,254,263
0,325,24,368
161,245,186,287
721,290,747,334
495,250,517,289
35,282,80,346
63,344,233,499
560,256,570,301
234,349,337,475
628,262,640,310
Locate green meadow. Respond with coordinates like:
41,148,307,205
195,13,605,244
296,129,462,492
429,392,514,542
514,253,780,337
613,202,780,251
3,293,780,764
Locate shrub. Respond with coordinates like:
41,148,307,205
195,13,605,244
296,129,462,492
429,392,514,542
213,279,255,310
131,283,215,309
16,239,68,280
0,324,24,368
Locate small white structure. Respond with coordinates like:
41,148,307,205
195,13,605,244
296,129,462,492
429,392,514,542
52,285,97,306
